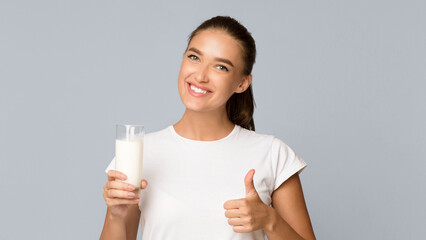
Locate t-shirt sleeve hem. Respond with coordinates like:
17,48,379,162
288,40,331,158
273,159,307,192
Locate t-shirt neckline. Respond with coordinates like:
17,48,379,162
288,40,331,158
169,124,239,143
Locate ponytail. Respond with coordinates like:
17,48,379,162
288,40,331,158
226,85,255,131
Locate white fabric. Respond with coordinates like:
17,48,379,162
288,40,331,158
105,125,307,240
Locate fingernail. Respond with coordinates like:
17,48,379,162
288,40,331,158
128,192,135,198
128,185,135,191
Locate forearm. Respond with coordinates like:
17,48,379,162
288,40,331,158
100,209,127,240
264,206,306,240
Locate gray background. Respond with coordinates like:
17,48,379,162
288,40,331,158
0,0,425,239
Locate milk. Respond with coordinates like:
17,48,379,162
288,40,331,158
115,138,144,187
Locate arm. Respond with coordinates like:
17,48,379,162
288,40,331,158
224,170,315,239
100,170,147,240
265,173,316,240
100,204,141,240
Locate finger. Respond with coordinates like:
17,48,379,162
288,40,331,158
106,189,139,199
140,179,148,189
225,209,241,218
107,170,127,181
244,169,257,197
108,180,136,191
108,198,140,206
233,225,252,233
223,199,245,210
228,217,244,226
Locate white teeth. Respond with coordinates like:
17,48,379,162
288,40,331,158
190,84,208,94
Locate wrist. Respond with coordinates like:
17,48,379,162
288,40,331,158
107,209,126,223
263,205,278,234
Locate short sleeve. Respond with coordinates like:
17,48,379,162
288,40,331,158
271,137,307,191
104,157,116,174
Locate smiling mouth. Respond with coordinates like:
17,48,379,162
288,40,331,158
188,83,212,94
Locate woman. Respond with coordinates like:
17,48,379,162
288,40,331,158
100,16,316,240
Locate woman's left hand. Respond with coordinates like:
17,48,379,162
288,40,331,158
223,169,273,233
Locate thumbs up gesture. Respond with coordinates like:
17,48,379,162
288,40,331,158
223,169,273,233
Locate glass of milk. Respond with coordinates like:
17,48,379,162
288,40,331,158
115,125,144,189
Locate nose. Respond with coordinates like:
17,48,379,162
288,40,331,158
194,64,209,83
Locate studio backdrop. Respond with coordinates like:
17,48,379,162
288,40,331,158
0,0,425,239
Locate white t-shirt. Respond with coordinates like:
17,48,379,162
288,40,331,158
105,124,307,240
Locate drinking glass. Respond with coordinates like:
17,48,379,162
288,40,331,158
115,125,144,188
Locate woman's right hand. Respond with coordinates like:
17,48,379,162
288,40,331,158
103,170,148,220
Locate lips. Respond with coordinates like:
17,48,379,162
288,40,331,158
186,82,213,97
188,82,212,92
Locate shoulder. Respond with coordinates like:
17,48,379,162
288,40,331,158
237,125,284,145
144,126,172,143
236,126,299,155
237,125,273,140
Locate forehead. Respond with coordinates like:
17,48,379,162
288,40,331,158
188,29,244,64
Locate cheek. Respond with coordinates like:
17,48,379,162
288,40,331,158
177,64,195,100
178,63,189,87
178,63,195,82
213,78,240,103
177,75,186,99
224,74,242,94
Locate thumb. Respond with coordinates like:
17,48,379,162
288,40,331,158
244,169,257,197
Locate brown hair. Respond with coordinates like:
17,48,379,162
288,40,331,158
187,16,257,131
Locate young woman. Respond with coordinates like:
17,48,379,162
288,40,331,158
100,16,316,240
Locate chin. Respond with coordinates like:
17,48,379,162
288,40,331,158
184,103,211,113
180,93,225,113
184,101,227,114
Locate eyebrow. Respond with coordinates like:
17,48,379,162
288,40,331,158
187,47,235,68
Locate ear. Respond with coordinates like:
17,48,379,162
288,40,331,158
234,74,252,94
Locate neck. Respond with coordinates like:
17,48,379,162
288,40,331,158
173,107,235,141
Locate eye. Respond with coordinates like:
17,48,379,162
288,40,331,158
187,54,199,61
216,65,229,72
